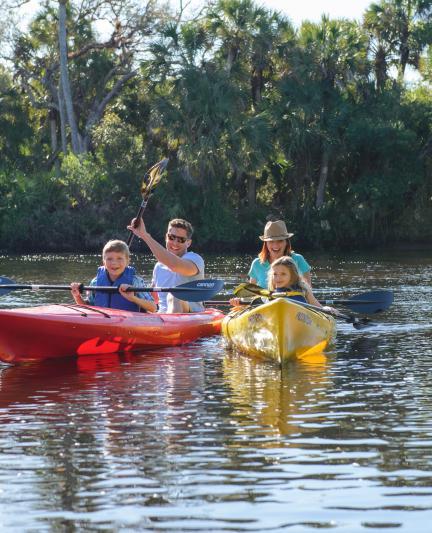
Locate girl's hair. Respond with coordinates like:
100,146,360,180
258,239,292,263
102,240,130,260
268,255,308,292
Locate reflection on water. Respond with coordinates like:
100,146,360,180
1,251,432,530
222,351,332,440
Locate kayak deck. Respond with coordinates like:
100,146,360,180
0,304,224,364
222,297,336,364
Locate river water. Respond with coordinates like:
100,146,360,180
0,251,431,532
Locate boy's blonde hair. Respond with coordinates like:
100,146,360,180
102,240,130,260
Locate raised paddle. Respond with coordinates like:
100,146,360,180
233,283,393,314
127,157,169,247
0,277,224,303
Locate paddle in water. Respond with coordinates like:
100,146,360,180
0,276,224,303
127,157,169,247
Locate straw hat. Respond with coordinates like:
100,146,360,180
259,220,294,241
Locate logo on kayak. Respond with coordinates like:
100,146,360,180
296,311,312,326
248,313,264,325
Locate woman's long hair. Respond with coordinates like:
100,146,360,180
258,239,292,264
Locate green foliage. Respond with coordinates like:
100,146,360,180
1,0,432,252
146,170,240,250
0,170,69,251
0,154,130,252
0,67,34,171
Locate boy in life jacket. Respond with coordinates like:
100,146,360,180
70,240,157,312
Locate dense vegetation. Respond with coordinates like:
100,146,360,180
0,0,431,252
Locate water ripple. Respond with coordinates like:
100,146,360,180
1,251,432,530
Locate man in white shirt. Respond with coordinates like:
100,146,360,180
127,217,204,313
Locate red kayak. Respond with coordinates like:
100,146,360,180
0,304,224,364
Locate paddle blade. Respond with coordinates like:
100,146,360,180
141,158,169,198
169,279,225,302
233,282,269,298
344,290,394,314
351,317,372,330
0,276,14,296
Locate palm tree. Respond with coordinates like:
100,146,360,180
286,16,368,209
203,0,294,208
364,0,432,83
206,0,295,105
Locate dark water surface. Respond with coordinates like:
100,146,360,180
0,251,431,531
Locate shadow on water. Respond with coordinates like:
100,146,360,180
338,335,383,360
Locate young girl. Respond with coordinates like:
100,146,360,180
230,256,328,309
267,256,321,306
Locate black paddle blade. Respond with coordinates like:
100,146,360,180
0,276,14,296
350,317,372,330
168,279,225,302
345,290,394,314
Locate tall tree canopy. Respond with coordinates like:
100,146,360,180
0,0,430,251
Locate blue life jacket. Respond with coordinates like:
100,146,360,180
274,285,307,303
93,266,140,312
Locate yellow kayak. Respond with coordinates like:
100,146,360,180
222,297,336,364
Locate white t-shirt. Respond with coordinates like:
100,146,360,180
152,251,205,313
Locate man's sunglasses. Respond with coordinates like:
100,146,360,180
167,233,188,244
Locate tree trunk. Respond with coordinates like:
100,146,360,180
226,45,238,74
370,209,376,241
58,0,83,154
58,79,68,153
49,108,57,153
247,172,256,209
316,149,329,209
251,68,262,105
375,45,387,91
49,108,60,174
398,22,410,82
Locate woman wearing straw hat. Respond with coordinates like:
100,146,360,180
248,220,312,288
